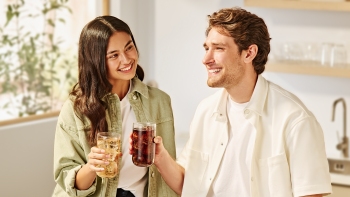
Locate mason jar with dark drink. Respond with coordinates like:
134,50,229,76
132,122,156,167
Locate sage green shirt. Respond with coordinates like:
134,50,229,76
53,77,178,197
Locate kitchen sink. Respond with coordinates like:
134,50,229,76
328,158,350,175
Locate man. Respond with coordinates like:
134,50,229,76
133,7,332,197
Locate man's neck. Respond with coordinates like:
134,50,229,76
226,74,258,103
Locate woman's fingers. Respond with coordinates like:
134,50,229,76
87,146,110,172
89,152,109,160
89,163,105,172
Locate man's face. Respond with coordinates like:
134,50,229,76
202,27,245,89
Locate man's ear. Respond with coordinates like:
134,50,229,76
243,44,258,63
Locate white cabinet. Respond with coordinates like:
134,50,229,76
330,184,350,197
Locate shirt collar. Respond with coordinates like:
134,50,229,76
213,75,268,117
130,77,149,99
102,76,149,101
246,75,268,116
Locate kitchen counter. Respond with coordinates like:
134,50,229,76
331,173,350,186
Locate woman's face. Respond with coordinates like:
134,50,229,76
105,31,138,85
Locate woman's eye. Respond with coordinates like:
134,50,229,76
126,45,134,51
109,54,118,59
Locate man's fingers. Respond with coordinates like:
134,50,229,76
153,136,162,144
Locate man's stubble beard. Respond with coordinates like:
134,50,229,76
207,62,244,88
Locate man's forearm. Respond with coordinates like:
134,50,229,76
155,150,185,195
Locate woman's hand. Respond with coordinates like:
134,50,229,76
75,147,112,190
87,146,110,173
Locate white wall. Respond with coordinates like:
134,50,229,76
116,0,350,158
0,117,57,197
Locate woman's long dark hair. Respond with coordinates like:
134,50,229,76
71,16,144,146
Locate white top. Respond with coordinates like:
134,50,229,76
177,75,332,197
117,83,147,197
207,97,254,197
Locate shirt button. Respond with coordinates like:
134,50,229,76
244,109,250,115
221,142,223,146
209,178,212,181
251,177,254,182
151,172,155,177
132,95,137,100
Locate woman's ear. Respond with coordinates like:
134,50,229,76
243,44,258,64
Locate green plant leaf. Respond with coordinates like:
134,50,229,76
5,6,14,27
47,18,55,27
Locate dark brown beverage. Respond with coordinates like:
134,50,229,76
132,123,156,167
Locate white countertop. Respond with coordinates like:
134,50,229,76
331,173,350,186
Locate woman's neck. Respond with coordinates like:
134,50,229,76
110,80,130,100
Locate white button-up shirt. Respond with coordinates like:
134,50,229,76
177,75,332,197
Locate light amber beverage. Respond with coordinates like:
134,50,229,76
96,132,121,178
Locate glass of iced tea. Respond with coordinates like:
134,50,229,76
132,122,156,167
96,132,121,178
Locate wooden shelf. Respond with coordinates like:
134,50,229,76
245,0,350,12
0,111,60,126
265,61,350,78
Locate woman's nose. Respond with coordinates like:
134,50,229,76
120,53,130,64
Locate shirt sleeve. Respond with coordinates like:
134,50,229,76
64,165,97,196
53,101,97,196
286,116,332,196
176,141,189,169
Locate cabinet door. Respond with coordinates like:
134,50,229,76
329,184,350,197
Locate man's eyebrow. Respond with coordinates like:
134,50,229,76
203,42,226,47
212,42,226,46
106,40,133,55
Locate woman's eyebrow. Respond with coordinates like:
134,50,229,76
106,40,133,55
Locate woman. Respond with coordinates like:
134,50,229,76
53,16,177,197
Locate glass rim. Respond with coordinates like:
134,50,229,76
133,122,156,126
97,132,121,138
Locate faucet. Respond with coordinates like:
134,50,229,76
332,98,349,158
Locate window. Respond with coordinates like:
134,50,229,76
0,0,97,122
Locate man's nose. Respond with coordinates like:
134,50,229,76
202,50,214,65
